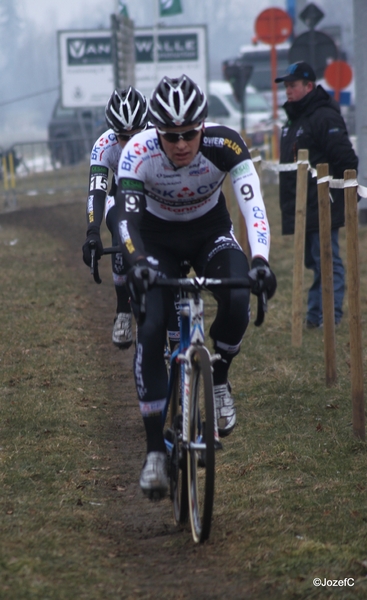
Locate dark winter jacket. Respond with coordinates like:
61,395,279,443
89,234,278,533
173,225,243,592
279,85,358,235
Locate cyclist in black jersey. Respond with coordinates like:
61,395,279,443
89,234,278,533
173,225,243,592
82,87,149,348
115,75,277,498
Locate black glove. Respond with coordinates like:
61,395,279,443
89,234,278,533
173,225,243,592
126,258,157,303
248,257,277,300
82,227,103,267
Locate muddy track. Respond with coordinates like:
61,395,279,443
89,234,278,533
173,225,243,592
0,199,259,600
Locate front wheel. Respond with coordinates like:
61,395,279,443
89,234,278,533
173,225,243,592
167,362,188,524
187,346,215,543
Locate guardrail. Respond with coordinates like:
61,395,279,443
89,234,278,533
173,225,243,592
1,139,90,211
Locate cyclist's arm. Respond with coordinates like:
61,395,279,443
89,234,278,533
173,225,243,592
115,175,147,266
86,164,109,230
203,125,270,262
229,158,270,262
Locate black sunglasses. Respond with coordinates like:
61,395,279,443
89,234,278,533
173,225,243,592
157,124,203,143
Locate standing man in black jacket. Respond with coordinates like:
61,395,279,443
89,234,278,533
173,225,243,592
275,61,358,328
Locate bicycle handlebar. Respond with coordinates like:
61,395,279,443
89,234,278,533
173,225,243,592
153,274,267,327
88,245,122,285
88,246,268,327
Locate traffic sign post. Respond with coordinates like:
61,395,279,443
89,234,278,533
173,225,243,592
223,60,253,131
289,3,338,81
255,8,293,158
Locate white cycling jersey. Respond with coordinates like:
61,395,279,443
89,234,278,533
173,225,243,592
90,128,121,182
116,123,270,261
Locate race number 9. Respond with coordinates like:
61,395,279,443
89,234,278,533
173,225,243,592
240,183,254,201
125,194,140,212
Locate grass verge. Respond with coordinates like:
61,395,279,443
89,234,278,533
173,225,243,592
0,179,367,598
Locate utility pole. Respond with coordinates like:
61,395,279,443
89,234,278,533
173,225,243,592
353,0,367,208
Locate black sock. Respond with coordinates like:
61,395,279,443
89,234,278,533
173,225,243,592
212,346,238,386
143,414,166,454
115,286,131,314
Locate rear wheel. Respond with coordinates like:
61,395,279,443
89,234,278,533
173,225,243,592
187,346,215,543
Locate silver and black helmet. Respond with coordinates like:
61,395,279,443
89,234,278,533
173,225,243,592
149,74,208,128
105,86,149,133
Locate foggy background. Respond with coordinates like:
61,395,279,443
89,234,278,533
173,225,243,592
0,0,354,147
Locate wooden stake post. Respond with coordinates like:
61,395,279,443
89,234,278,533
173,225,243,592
344,169,365,440
291,150,308,347
317,163,337,386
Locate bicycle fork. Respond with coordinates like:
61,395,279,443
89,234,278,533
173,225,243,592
179,344,222,449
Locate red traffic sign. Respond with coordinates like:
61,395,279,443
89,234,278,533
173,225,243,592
324,60,353,91
255,8,293,46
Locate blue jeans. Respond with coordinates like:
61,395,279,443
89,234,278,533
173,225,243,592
304,229,344,326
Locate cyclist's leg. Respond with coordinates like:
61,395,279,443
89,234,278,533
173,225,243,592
106,201,133,348
194,240,250,437
131,250,180,453
195,244,250,385
105,201,131,314
132,281,177,498
167,260,190,351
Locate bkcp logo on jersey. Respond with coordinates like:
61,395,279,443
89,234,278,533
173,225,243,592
253,220,267,231
133,143,148,156
177,187,195,198
67,37,112,66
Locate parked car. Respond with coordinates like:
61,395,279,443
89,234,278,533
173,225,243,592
207,80,272,140
48,100,106,166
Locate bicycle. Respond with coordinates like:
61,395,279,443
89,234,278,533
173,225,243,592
152,273,267,543
89,246,267,543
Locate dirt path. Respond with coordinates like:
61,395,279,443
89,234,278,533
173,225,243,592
0,199,260,600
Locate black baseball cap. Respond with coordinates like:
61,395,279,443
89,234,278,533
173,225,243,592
275,61,316,83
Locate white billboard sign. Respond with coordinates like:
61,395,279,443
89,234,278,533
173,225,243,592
134,25,208,98
58,30,114,108
58,25,207,108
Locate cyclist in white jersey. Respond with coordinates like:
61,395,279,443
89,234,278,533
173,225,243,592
115,75,277,499
82,87,149,348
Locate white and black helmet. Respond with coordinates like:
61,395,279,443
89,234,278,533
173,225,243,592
149,74,208,128
105,87,149,133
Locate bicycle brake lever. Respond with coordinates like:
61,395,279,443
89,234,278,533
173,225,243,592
253,268,267,327
89,243,102,284
254,291,267,327
136,268,150,325
138,292,146,325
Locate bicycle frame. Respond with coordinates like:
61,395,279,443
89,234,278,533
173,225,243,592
162,284,220,453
